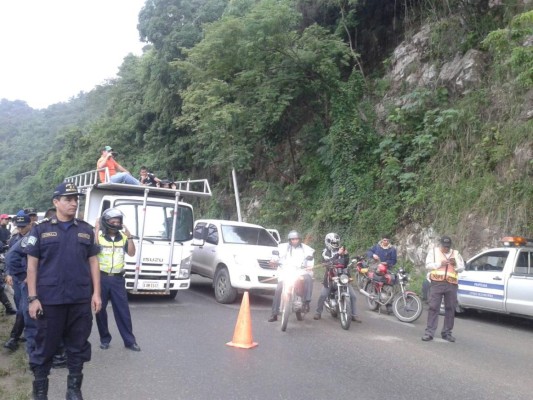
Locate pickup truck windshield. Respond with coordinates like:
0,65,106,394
221,225,278,247
116,202,193,242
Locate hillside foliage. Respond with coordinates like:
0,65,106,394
1,0,531,258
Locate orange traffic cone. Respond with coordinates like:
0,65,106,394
226,292,258,349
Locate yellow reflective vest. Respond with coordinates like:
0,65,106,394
98,233,128,274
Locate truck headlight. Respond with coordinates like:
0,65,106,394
179,256,192,278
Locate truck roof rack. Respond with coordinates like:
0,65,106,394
64,169,212,199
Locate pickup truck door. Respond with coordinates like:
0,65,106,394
505,250,533,316
458,250,509,312
192,223,219,278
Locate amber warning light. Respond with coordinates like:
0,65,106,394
501,236,530,247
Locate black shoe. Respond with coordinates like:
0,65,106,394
3,338,18,351
4,308,16,315
442,334,456,342
313,314,321,320
421,334,433,341
126,343,141,352
268,314,278,322
351,316,362,323
100,343,110,350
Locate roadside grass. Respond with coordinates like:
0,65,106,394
0,312,31,400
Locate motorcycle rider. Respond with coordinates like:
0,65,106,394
268,230,314,322
314,235,361,322
367,234,397,313
366,234,397,268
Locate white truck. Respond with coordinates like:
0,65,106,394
65,169,211,298
191,219,279,303
457,236,533,318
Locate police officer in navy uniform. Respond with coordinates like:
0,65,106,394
25,182,101,400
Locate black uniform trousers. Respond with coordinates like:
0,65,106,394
30,302,92,377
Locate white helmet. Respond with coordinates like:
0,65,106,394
287,230,301,240
325,232,340,250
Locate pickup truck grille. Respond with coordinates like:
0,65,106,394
258,276,278,284
258,259,276,270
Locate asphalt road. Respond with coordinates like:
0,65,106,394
46,276,533,400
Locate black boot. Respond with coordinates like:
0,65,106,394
66,373,84,400
32,378,49,400
10,313,25,339
3,337,18,351
0,287,16,315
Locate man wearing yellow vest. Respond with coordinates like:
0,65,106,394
94,208,141,352
422,236,465,342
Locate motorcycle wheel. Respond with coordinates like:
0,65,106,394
356,273,366,290
365,282,380,311
281,294,291,332
339,294,351,330
328,300,338,318
393,293,423,323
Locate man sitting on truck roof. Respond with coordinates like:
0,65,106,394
97,146,140,185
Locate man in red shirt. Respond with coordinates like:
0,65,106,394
96,146,140,185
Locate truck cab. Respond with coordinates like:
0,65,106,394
457,236,533,317
65,169,211,298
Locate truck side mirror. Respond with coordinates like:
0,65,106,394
192,225,208,246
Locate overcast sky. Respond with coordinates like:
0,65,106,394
0,0,147,109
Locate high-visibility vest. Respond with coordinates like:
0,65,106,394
429,248,459,284
98,233,127,274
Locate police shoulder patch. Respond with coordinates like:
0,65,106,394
27,236,38,246
21,236,29,248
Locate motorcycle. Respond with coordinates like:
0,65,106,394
278,255,313,332
359,262,422,323
323,261,352,330
350,256,370,290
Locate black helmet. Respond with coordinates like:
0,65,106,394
100,208,124,233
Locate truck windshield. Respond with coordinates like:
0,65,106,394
115,202,193,242
221,225,278,247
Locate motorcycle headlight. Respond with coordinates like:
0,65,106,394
339,274,349,284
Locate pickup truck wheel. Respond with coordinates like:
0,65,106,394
214,268,238,304
168,290,178,299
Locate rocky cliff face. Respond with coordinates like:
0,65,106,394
374,3,532,267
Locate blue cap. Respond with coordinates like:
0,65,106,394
15,214,31,227
52,182,82,198
104,145,113,151
16,209,27,217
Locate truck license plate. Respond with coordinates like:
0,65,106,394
142,282,160,289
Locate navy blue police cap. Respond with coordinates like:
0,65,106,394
52,182,83,198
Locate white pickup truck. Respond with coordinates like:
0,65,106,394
191,219,279,303
457,236,533,318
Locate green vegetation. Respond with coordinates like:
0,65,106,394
0,0,531,258
0,314,31,399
